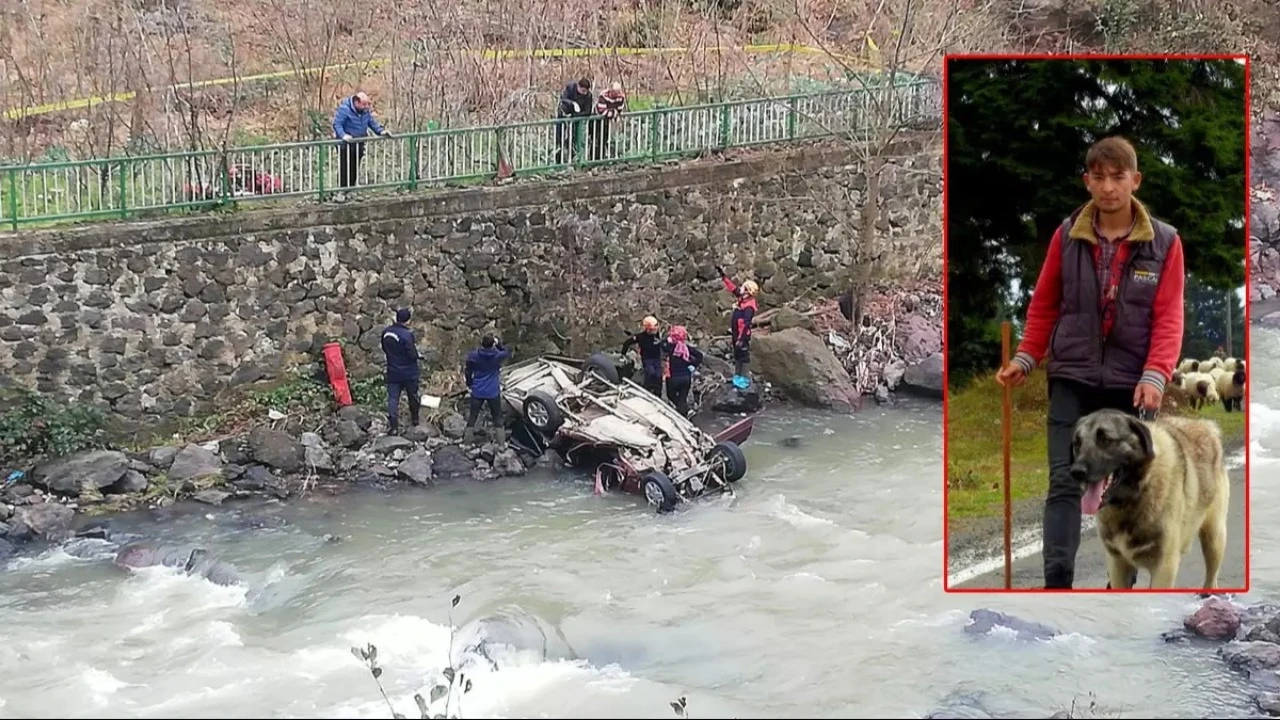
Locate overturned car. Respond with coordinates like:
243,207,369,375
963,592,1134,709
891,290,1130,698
499,352,753,512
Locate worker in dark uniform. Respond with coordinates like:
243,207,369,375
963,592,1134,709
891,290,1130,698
621,315,664,396
463,333,514,445
716,266,759,389
662,325,703,417
380,307,421,434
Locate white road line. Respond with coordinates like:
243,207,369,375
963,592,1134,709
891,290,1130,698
946,516,1097,588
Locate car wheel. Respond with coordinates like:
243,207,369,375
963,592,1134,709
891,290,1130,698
522,390,565,434
708,440,747,483
641,471,679,513
583,352,621,385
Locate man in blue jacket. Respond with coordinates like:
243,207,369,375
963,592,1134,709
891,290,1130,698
463,333,513,444
332,91,391,190
380,308,421,434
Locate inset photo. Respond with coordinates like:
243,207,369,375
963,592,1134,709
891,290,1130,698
942,54,1249,593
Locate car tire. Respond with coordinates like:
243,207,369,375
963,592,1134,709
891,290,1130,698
583,352,621,385
709,440,747,482
522,390,565,434
641,471,679,513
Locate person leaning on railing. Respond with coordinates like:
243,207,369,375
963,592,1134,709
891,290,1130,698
331,90,393,191
589,81,627,162
554,78,594,165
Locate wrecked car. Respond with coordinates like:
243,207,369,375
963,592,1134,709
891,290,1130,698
500,352,753,513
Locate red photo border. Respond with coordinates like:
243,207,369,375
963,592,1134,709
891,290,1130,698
940,52,1253,594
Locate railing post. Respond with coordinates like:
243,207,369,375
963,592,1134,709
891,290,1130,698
648,109,661,162
787,97,798,141
318,143,328,201
6,168,18,231
117,160,128,219
719,102,732,149
407,134,419,191
493,126,506,179
218,153,231,207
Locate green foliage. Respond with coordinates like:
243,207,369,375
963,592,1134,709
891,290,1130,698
946,57,1247,379
0,387,111,465
248,367,388,415
1183,277,1245,360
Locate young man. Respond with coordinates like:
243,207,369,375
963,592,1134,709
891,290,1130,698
995,135,1186,590
621,315,665,397
554,78,594,165
463,333,514,444
380,308,422,434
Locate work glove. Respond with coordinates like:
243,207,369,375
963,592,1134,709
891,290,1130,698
572,101,581,113
715,265,726,278
381,130,394,138
342,134,353,142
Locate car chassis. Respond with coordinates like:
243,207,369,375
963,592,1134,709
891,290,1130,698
499,353,753,512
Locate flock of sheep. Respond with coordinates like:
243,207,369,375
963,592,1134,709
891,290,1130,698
1169,355,1247,413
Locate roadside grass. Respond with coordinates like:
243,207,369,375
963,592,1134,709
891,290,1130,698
946,369,1248,525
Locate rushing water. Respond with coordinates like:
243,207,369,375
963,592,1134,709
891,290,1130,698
0,338,1276,718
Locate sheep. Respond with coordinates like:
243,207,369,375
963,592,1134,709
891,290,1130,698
1222,357,1239,373
1216,367,1246,412
1177,358,1202,374
1200,356,1224,373
1181,371,1220,410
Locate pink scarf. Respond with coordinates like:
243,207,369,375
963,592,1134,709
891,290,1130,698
668,325,690,362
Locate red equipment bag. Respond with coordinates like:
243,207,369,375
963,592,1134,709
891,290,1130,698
322,342,354,407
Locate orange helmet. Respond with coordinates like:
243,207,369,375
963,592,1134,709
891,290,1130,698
642,315,659,331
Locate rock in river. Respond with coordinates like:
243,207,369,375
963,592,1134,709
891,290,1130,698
751,327,861,411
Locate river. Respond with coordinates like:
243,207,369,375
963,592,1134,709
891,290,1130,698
0,334,1275,718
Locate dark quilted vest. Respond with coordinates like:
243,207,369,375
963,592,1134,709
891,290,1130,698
1046,204,1178,390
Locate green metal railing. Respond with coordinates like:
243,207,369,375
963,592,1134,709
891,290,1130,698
0,78,940,232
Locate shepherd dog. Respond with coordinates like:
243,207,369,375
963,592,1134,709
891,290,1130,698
1069,408,1230,590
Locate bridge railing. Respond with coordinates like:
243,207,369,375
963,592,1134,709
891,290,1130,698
0,76,940,231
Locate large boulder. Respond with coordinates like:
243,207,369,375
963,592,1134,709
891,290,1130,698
902,352,944,399
32,450,129,495
12,502,75,541
751,327,861,411
167,444,224,484
247,427,305,473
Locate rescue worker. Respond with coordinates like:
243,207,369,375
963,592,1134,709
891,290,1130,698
621,315,665,396
662,325,703,417
380,308,421,434
462,333,513,444
716,266,758,389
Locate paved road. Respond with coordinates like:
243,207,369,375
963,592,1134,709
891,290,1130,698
955,464,1247,591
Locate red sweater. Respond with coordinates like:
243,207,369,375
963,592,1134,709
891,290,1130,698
1014,224,1185,389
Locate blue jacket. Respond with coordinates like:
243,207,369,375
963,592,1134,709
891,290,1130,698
465,345,513,399
380,323,420,383
332,96,386,140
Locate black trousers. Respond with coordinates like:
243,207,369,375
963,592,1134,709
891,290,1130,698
387,378,420,432
666,375,692,416
641,359,663,396
1043,377,1139,589
466,396,502,428
733,344,751,377
338,142,365,188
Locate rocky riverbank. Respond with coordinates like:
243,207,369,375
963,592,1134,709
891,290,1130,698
0,353,770,560
739,279,943,410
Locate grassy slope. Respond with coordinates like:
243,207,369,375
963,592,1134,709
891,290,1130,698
946,369,1247,524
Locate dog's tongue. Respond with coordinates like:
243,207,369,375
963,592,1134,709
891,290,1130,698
1081,477,1107,515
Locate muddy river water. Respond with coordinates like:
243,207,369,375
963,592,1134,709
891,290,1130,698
1,331,1276,718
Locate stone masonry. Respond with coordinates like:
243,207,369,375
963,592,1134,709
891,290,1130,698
0,139,940,428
